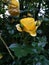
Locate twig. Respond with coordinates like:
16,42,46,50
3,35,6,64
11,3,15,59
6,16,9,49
0,35,15,60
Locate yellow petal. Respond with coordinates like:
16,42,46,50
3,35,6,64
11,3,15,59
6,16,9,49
20,17,36,30
8,8,20,16
16,24,22,32
28,30,37,37
23,27,37,36
10,0,20,7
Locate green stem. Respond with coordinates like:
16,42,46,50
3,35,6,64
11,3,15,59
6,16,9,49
0,35,15,60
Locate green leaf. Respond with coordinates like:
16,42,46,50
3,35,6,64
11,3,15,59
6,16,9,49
37,36,47,47
10,44,34,58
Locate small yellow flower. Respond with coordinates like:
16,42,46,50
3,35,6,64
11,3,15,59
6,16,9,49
8,0,20,16
16,17,41,37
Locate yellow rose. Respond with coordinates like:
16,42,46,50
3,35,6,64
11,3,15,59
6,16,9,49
16,17,41,37
8,0,20,16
